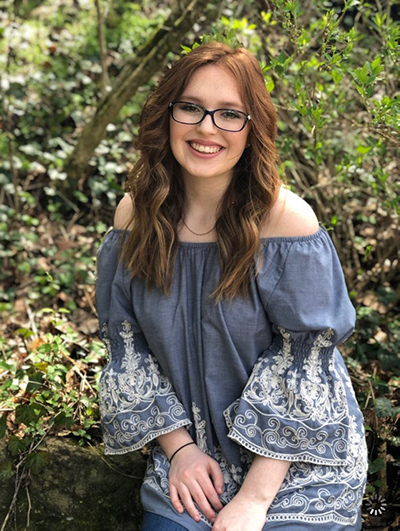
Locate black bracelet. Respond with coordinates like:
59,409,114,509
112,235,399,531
169,442,196,462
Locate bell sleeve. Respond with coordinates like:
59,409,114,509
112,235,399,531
96,230,191,455
224,229,356,466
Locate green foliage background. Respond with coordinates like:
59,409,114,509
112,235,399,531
0,0,399,526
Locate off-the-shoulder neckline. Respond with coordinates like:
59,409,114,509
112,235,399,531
107,227,325,247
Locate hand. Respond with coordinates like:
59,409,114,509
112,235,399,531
169,444,224,524
212,492,268,531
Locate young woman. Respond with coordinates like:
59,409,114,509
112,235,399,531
96,42,368,530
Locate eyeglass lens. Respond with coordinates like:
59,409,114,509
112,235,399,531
172,102,246,132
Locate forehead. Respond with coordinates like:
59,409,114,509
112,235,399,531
180,64,244,108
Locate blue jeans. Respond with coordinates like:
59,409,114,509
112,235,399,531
141,510,362,530
142,511,189,531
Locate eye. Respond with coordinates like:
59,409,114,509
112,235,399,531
178,103,201,114
219,109,242,120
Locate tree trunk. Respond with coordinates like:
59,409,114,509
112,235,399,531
95,0,109,98
63,0,212,185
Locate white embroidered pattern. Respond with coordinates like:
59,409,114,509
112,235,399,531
223,327,367,525
139,328,367,527
268,413,368,525
225,327,351,465
99,320,191,454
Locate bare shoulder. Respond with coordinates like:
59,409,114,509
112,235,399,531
260,186,319,238
114,194,134,230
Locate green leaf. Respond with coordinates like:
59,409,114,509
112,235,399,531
375,397,397,417
356,145,372,155
364,244,373,259
8,435,29,457
0,360,17,372
14,328,34,339
0,459,14,480
52,412,74,429
368,457,385,474
371,56,382,72
265,76,275,92
0,413,7,438
354,63,370,84
15,403,46,424
277,51,287,65
374,13,382,28
26,450,51,474
26,372,44,393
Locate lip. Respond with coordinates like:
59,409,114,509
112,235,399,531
186,140,225,158
188,138,224,147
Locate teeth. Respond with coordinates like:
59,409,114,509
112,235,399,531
190,142,222,154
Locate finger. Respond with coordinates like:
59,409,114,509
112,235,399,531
189,482,217,523
199,475,223,511
169,484,184,514
209,459,225,495
177,484,202,522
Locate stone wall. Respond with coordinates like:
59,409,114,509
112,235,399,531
0,438,147,531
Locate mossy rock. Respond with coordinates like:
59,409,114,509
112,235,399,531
0,437,147,531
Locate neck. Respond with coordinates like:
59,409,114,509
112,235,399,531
178,172,232,241
182,172,231,215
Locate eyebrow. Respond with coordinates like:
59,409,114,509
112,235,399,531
179,95,245,110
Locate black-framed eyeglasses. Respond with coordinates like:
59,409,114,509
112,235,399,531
169,101,251,132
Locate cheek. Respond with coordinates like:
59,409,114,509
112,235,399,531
169,122,180,158
169,121,185,148
235,132,249,155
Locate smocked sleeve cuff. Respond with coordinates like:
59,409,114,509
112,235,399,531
99,321,191,455
224,327,351,466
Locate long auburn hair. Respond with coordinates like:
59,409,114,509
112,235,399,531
121,42,281,300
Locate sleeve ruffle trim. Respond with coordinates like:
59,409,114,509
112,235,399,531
99,320,191,455
224,327,352,466
103,420,192,456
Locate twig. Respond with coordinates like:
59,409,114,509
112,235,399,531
59,223,70,241
55,190,80,213
25,481,31,529
1,462,25,531
0,340,7,362
87,442,145,479
83,287,97,317
62,351,95,394
364,366,377,410
346,217,362,271
26,302,38,337
0,429,49,531
66,211,84,232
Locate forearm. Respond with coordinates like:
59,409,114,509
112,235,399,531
238,455,290,509
212,455,290,530
156,427,194,460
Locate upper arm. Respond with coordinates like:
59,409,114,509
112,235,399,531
114,194,134,230
260,187,319,238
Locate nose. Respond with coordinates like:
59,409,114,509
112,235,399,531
196,113,217,134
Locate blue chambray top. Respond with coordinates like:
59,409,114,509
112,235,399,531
96,228,367,530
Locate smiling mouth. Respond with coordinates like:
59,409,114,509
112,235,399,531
188,141,223,154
